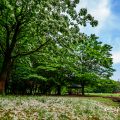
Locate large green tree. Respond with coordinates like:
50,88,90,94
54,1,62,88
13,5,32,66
26,44,76,95
0,0,98,94
68,34,114,95
8,34,115,95
7,44,72,95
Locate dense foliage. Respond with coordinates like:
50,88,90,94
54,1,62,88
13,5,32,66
85,79,120,93
0,0,117,95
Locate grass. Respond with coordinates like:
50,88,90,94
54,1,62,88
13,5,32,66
86,93,120,97
0,95,120,120
82,97,120,107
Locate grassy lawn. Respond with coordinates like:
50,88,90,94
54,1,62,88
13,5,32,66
76,97,119,107
86,93,120,97
0,95,120,120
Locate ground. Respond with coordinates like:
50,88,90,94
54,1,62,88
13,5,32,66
0,94,120,120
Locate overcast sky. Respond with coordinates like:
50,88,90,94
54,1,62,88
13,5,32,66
77,0,120,80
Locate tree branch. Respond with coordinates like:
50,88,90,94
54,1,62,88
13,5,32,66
14,0,25,22
9,22,21,53
12,39,50,58
0,42,5,56
5,25,10,49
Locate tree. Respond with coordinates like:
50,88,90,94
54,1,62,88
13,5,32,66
26,44,77,95
93,79,120,93
6,33,115,95
68,34,114,95
0,0,98,94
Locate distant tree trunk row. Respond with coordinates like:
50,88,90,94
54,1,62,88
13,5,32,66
4,80,86,95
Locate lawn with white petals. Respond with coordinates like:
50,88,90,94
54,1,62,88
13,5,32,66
0,96,120,120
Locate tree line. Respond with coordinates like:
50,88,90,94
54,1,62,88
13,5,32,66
0,0,117,95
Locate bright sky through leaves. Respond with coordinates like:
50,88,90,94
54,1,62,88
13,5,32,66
77,0,120,80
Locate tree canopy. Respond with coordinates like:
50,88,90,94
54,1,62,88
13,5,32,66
0,0,116,95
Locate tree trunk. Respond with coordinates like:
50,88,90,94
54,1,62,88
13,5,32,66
57,85,61,95
0,55,12,94
0,74,6,95
81,85,85,96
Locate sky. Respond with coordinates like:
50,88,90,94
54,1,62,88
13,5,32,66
77,0,120,81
